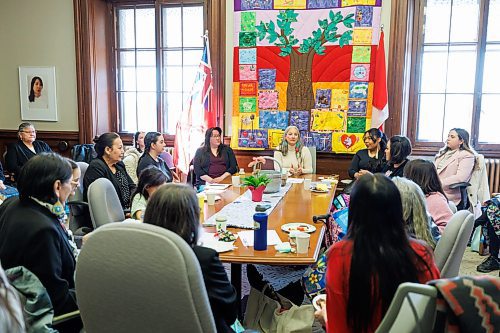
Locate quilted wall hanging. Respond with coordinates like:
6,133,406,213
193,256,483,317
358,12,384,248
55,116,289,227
230,0,383,153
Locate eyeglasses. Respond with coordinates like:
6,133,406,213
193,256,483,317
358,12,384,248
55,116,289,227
22,130,36,134
211,135,221,138
71,180,79,188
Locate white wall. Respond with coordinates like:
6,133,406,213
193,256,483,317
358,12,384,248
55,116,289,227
224,1,392,133
0,0,78,131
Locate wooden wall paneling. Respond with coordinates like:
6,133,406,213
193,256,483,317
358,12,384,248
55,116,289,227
386,0,413,139
0,131,80,166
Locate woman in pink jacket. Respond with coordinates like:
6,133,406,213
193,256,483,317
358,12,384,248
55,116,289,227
434,128,476,205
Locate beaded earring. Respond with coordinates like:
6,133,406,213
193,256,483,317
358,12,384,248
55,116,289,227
51,200,65,216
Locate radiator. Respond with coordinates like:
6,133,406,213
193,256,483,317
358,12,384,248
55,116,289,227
485,158,500,195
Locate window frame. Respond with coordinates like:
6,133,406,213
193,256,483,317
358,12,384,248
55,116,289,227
400,0,500,157
111,0,216,136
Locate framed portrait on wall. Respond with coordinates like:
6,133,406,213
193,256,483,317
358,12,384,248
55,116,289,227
18,66,58,121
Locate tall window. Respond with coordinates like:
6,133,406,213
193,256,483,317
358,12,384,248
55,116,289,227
114,1,205,134
408,0,500,152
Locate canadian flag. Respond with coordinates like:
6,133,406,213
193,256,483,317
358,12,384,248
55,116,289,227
371,30,389,129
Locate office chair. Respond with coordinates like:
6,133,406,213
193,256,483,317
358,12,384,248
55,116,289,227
434,210,474,278
75,222,217,333
375,282,437,333
87,178,125,228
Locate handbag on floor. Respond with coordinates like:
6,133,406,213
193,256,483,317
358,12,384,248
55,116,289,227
243,285,314,333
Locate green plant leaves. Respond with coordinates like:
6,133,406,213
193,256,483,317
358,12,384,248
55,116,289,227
242,174,272,187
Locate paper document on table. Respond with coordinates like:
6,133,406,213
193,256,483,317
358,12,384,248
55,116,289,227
205,184,231,190
202,183,292,229
198,232,237,253
238,230,282,247
286,178,304,184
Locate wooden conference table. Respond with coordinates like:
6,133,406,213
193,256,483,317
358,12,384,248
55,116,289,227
201,174,336,307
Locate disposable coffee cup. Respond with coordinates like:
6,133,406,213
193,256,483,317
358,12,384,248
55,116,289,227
303,178,312,190
232,175,240,187
288,230,300,246
215,216,227,232
206,191,216,206
296,232,310,254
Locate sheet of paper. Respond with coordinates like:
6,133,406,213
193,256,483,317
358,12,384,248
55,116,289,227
198,232,236,253
205,183,231,190
238,230,283,247
286,178,304,184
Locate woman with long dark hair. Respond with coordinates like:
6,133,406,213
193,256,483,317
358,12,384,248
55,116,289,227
434,128,476,205
404,159,453,232
28,76,43,102
136,132,173,183
320,174,439,332
193,127,238,186
348,128,387,179
144,183,237,332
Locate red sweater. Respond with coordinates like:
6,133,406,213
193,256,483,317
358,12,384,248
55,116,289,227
326,239,440,333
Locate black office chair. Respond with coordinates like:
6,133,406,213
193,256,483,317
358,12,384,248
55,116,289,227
449,182,471,211
186,160,197,188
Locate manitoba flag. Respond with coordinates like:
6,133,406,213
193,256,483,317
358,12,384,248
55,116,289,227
174,36,214,175
371,30,389,129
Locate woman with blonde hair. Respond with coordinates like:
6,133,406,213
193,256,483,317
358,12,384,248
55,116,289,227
274,126,313,175
392,177,439,249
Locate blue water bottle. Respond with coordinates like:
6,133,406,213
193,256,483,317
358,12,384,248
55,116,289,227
253,213,268,251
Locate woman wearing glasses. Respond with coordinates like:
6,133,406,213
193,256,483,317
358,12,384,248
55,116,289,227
5,122,52,179
193,127,238,186
0,153,82,330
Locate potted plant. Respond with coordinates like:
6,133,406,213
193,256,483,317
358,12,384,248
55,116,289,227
242,174,272,202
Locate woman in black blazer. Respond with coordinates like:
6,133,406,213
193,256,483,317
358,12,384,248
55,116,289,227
193,127,238,186
83,132,135,210
0,153,79,318
5,122,52,178
144,183,238,333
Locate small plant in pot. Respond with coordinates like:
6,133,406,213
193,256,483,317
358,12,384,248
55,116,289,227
242,174,271,202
